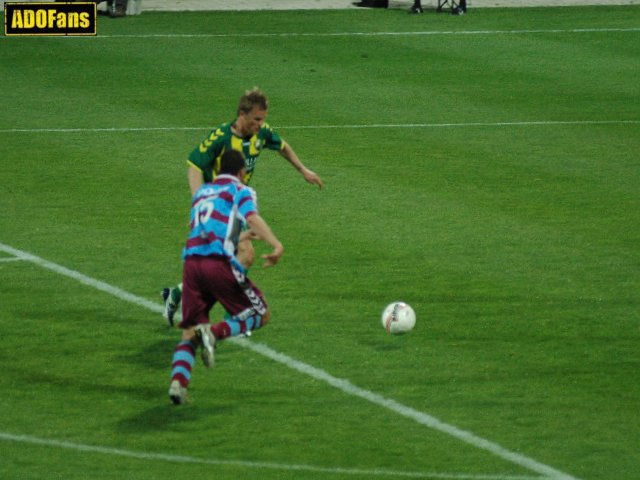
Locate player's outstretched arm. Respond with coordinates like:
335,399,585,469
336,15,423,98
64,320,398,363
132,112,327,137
188,165,204,195
246,214,284,267
279,143,323,189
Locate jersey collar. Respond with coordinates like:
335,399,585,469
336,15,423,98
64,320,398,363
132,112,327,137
214,174,242,185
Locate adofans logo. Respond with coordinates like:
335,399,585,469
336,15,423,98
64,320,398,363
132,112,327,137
4,2,97,36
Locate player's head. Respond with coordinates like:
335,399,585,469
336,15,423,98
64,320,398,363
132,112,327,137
219,149,246,178
238,87,268,114
236,87,268,137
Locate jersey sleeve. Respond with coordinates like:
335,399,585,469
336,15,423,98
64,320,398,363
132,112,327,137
262,124,284,151
187,127,227,182
237,186,258,220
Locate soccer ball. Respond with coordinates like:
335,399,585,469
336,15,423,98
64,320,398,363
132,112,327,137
381,302,416,334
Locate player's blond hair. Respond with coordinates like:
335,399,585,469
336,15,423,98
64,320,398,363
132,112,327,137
238,87,268,114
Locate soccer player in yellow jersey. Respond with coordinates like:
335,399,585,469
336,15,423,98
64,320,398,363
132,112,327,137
187,88,322,192
162,88,323,325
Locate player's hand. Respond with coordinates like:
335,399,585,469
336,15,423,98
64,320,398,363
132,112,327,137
302,168,323,190
261,243,283,267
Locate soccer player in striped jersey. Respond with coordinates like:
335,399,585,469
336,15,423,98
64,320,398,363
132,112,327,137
162,87,322,325
169,149,283,405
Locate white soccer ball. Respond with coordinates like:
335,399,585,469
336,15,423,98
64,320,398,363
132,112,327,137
381,302,416,334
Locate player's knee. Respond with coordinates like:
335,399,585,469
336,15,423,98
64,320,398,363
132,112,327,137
261,309,271,327
182,327,197,342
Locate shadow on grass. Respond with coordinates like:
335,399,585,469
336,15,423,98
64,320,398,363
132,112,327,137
117,399,237,433
121,338,179,370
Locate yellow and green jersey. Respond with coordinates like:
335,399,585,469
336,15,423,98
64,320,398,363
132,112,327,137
187,120,284,185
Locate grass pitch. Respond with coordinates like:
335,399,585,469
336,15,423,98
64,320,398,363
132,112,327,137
1,5,639,480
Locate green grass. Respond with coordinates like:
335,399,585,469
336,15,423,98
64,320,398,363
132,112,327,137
1,5,639,480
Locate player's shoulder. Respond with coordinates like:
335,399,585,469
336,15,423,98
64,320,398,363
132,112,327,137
259,122,277,134
194,122,233,156
209,121,233,138
193,182,217,201
214,175,251,193
236,183,257,201
258,123,282,147
236,181,255,194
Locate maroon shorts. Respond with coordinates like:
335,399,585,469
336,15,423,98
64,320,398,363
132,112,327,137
180,255,266,328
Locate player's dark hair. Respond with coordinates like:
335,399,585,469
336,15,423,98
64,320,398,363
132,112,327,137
219,149,246,176
238,87,268,114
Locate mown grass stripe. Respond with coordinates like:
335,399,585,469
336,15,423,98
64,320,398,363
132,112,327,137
0,242,579,480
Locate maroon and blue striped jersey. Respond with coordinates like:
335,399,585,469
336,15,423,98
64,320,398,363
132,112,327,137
182,175,257,260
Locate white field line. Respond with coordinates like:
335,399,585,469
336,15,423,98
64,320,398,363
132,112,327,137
98,27,640,38
0,27,637,39
0,119,638,134
0,242,579,480
0,433,542,480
